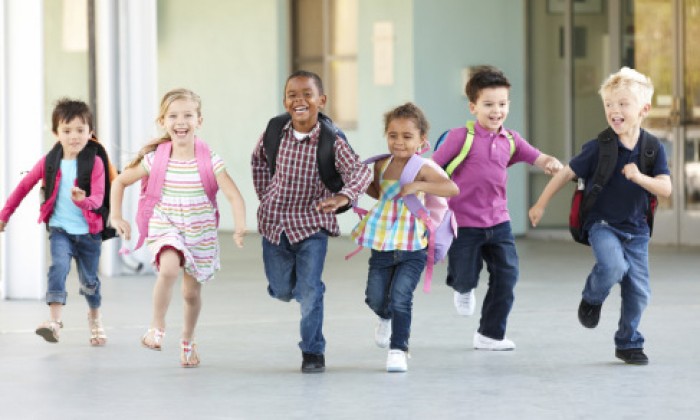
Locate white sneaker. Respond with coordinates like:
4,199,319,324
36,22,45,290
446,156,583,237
374,318,392,348
454,290,476,316
386,349,408,372
473,332,515,351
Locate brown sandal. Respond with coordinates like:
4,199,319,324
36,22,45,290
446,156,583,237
35,320,63,343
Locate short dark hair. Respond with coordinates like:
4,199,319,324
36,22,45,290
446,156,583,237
465,66,511,103
51,98,93,133
285,70,325,95
383,102,430,137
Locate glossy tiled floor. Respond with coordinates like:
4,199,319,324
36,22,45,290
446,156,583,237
0,234,698,419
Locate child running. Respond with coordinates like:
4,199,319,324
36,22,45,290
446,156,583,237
529,67,671,365
251,70,372,373
351,102,459,372
432,66,562,350
110,88,246,367
0,98,115,346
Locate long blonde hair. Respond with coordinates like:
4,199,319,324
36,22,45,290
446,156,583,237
126,88,202,169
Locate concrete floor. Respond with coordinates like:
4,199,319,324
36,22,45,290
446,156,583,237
0,233,698,420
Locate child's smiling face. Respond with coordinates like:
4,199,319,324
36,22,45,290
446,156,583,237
55,117,92,160
283,76,327,133
160,98,202,145
469,86,510,133
601,87,649,138
386,117,425,160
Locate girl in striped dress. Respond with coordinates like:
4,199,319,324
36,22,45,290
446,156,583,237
351,103,458,372
110,88,246,367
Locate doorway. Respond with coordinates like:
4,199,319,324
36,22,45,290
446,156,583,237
624,0,700,244
527,0,700,245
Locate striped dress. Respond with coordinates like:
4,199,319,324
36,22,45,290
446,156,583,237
142,151,225,283
351,157,427,251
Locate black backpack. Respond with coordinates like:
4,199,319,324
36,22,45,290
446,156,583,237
569,128,660,245
43,139,117,240
262,112,351,213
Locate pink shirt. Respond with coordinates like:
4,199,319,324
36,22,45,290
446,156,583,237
432,122,540,228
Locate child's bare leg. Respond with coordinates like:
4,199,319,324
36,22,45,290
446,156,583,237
49,302,63,321
180,273,201,367
181,273,201,342
143,249,181,348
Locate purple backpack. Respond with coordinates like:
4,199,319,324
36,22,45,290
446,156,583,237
348,153,457,292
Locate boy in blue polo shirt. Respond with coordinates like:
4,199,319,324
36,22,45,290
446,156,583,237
528,67,672,365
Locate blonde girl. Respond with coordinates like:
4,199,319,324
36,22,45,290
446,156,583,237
110,88,246,367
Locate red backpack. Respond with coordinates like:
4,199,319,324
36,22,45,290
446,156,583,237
570,128,660,245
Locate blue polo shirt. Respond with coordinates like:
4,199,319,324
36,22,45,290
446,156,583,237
569,129,670,234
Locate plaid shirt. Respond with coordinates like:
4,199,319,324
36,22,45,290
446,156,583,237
252,120,371,245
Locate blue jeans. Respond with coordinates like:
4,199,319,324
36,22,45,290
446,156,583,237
446,221,519,340
365,249,427,351
262,231,328,355
47,227,102,309
586,222,650,349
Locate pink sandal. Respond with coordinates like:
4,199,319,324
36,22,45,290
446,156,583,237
141,328,165,350
180,340,200,368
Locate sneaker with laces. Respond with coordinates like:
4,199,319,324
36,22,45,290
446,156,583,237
301,352,325,373
35,320,63,343
454,290,475,316
615,348,649,365
386,349,408,372
374,318,391,348
473,331,516,351
578,299,602,328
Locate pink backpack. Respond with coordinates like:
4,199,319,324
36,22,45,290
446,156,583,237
348,153,457,292
132,138,219,250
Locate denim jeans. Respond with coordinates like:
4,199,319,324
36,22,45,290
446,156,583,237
365,249,427,351
262,231,328,355
446,221,519,340
586,221,650,349
47,227,102,309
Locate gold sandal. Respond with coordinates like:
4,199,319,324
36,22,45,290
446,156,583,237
88,315,107,346
180,340,200,368
35,320,63,343
141,328,165,351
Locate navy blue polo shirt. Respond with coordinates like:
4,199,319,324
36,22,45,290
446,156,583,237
569,129,670,234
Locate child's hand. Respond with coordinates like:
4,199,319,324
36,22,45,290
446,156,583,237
400,182,421,197
316,194,350,213
543,158,564,176
622,163,641,183
0,220,6,232
111,217,132,240
528,205,545,227
71,187,86,201
232,228,245,248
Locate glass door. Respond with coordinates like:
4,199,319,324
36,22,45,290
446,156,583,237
623,0,700,245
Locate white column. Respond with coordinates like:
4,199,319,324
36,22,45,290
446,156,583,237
115,0,158,269
94,0,120,276
0,0,45,299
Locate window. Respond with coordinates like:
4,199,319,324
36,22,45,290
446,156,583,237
291,0,358,129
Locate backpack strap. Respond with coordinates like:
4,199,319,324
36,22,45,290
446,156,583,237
443,121,516,176
579,128,618,224
399,155,439,292
639,129,660,236
89,138,117,240
43,142,64,203
134,141,171,250
195,138,220,227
